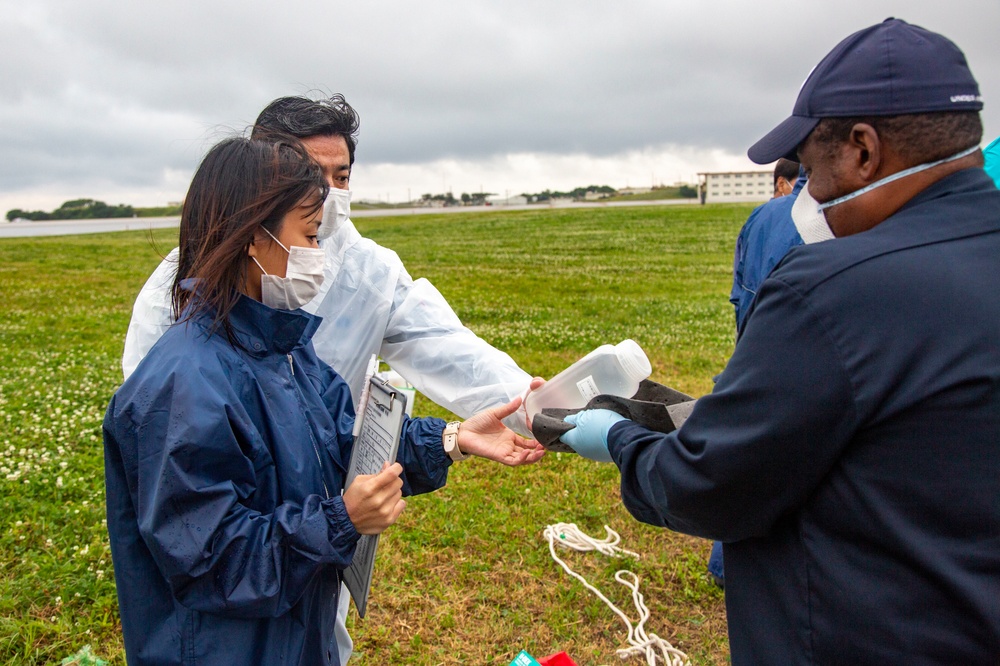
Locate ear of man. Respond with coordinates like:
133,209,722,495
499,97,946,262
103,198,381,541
818,117,983,237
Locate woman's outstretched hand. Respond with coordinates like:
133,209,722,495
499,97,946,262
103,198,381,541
457,396,546,466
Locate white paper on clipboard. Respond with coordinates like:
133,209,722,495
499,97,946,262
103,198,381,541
342,377,408,618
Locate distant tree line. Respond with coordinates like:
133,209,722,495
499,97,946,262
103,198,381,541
420,192,458,205
523,185,616,203
460,192,494,205
414,183,698,206
7,198,135,221
416,192,498,207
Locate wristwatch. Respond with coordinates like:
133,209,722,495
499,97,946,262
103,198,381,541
443,421,470,461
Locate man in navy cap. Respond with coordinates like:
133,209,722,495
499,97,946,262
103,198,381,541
558,18,999,664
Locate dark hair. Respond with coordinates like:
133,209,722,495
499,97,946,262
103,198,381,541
810,111,983,167
774,158,800,187
252,94,361,165
172,137,328,346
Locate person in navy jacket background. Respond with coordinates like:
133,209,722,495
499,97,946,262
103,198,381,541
560,19,999,664
103,136,543,665
710,159,806,586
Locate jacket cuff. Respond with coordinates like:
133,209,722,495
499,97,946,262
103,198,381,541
607,419,640,467
323,495,362,549
425,418,452,469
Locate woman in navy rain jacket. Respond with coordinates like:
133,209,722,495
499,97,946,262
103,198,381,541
103,136,543,666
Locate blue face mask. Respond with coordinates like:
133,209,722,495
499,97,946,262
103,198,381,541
817,144,981,211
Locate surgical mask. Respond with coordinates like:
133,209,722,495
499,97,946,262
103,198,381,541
251,228,326,310
318,188,352,241
790,182,836,244
818,144,981,211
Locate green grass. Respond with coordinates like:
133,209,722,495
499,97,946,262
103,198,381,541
0,204,753,664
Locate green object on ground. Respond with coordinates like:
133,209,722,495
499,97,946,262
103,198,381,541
60,645,107,666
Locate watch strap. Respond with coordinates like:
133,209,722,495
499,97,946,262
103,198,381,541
443,420,469,461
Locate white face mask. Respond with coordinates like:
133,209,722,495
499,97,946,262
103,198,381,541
318,188,352,241
790,182,836,244
251,228,326,310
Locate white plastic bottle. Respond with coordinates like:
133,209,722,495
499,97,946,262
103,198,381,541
524,339,652,429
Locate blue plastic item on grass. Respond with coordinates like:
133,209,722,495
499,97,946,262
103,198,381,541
510,650,542,666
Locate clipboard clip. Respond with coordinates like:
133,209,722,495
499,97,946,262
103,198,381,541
372,376,398,412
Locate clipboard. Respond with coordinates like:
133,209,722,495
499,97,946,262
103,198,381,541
342,377,408,618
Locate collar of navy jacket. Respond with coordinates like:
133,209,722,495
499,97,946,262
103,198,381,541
179,277,323,356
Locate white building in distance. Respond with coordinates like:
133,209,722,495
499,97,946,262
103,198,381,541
617,186,653,196
486,194,529,206
698,171,773,203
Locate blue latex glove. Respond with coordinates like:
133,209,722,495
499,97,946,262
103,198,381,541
560,409,628,462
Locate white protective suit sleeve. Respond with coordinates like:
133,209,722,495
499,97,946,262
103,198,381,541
121,218,533,434
304,216,533,435
379,265,532,434
121,248,179,380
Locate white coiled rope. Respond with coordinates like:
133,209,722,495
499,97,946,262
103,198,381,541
543,522,690,666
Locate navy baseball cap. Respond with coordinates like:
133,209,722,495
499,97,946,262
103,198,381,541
748,18,983,164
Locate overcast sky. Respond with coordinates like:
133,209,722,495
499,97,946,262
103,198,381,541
2,0,997,212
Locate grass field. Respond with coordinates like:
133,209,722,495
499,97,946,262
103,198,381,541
0,202,754,664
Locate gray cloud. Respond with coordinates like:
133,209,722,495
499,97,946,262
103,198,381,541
1,0,998,208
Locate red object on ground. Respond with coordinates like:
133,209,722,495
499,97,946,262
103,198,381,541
538,652,578,666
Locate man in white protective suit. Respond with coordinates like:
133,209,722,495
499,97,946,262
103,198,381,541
121,94,536,665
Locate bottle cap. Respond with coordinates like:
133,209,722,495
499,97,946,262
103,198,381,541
615,339,652,381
